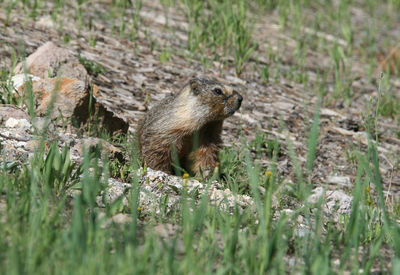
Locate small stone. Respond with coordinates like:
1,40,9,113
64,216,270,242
153,223,178,238
321,108,342,117
31,117,53,133
281,209,294,215
225,75,246,85
294,227,311,238
325,190,352,214
16,141,27,148
10,74,41,90
308,187,353,220
327,176,352,187
96,178,131,207
138,104,147,111
25,140,41,151
273,101,295,111
36,15,55,29
297,215,304,224
110,213,131,224
5,118,31,129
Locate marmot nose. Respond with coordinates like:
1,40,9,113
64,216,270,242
237,94,243,103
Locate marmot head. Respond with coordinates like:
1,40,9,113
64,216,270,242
187,78,243,121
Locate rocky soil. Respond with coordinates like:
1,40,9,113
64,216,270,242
1,1,399,216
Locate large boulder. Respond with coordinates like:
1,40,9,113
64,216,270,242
14,41,89,87
32,77,87,121
12,42,129,135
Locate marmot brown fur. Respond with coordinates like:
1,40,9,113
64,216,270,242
137,78,243,176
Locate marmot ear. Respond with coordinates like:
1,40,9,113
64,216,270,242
190,78,202,95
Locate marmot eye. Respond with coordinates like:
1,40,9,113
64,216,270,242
213,88,223,95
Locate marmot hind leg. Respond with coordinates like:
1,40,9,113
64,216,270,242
144,150,173,174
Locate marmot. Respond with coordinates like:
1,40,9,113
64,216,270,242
137,78,243,176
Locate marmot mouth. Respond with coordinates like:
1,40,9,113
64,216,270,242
225,100,242,116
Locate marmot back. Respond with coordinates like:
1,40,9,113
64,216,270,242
137,78,243,176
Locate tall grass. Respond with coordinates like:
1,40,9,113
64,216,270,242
183,0,256,75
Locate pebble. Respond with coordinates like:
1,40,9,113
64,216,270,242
5,118,31,129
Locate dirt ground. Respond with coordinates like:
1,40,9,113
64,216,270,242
1,1,399,199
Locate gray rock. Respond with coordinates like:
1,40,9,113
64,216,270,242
95,168,255,216
14,41,89,86
32,77,87,121
12,43,128,135
327,175,352,187
10,74,41,91
96,178,131,207
308,187,353,221
0,106,30,123
4,117,31,129
153,223,180,238
31,117,54,133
